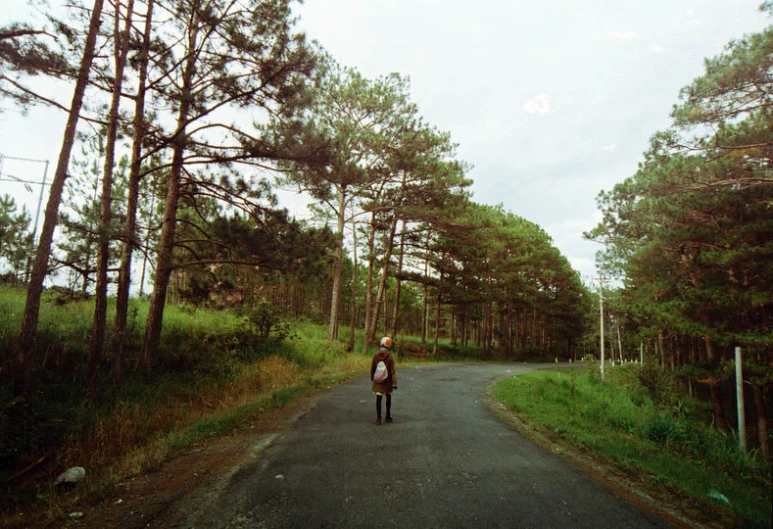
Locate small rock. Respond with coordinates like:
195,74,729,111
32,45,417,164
68,512,84,519
275,474,284,480
707,489,730,505
54,467,86,486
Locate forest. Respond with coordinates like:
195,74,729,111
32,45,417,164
0,0,771,522
0,0,588,387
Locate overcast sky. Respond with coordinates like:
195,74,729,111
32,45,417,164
1,0,770,284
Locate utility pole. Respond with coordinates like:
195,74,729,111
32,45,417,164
0,154,51,282
595,274,606,382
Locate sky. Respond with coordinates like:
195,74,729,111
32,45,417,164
1,0,771,284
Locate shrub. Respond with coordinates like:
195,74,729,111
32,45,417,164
240,302,297,356
641,413,688,445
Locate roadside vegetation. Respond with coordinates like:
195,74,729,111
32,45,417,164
0,287,357,524
494,364,773,529
0,285,467,527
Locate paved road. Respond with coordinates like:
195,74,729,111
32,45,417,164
185,363,671,528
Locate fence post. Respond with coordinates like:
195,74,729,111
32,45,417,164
735,346,747,453
639,340,643,365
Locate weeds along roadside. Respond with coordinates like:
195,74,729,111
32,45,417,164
493,364,773,529
0,287,382,522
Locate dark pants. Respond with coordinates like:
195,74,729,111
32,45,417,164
376,394,392,419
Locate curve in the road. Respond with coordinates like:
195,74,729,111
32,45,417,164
179,363,672,529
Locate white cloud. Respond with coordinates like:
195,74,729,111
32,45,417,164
688,19,701,26
523,94,551,116
608,31,639,40
601,142,619,152
686,9,695,15
651,44,666,53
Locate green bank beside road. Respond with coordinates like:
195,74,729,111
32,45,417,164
493,365,772,529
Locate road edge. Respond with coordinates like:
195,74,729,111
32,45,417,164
485,380,723,529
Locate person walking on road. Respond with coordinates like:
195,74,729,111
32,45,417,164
371,337,397,425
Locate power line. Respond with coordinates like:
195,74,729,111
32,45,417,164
1,154,49,164
0,174,50,186
0,155,50,267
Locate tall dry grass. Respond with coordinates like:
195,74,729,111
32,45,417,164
0,287,378,524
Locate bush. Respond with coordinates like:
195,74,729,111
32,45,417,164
641,413,688,445
239,302,297,357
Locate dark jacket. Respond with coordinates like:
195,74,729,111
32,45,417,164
370,348,397,394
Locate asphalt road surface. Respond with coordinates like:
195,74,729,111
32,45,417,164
184,363,672,528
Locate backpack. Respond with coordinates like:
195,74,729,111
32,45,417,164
373,360,388,383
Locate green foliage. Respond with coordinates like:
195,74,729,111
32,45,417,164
0,194,34,285
240,301,297,356
583,355,604,386
641,413,688,444
0,286,378,518
637,363,681,410
495,367,772,528
584,23,773,362
55,138,129,293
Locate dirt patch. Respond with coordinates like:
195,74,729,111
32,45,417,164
4,397,317,529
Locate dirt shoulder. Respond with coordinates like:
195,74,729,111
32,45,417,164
4,396,318,529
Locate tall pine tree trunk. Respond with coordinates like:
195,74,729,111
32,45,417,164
659,333,666,372
366,215,398,343
750,383,769,461
112,0,154,382
361,211,376,353
88,0,136,388
709,380,727,430
389,221,405,341
328,192,346,340
704,334,716,363
348,217,358,351
16,0,105,394
432,267,444,356
421,231,430,345
139,16,198,373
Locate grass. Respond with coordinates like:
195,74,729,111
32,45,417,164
494,365,773,529
0,286,384,526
